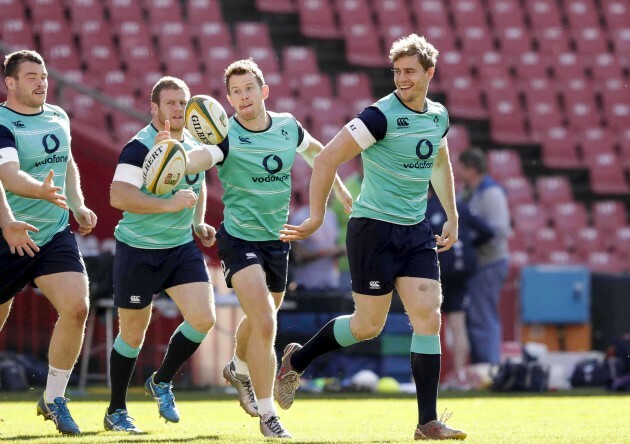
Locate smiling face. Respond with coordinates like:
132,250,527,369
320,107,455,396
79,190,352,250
6,61,48,113
392,55,434,111
226,72,269,125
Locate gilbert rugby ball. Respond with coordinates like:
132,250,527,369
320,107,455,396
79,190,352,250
185,94,229,145
143,139,187,195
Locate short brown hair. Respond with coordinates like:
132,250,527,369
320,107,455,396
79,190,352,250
389,34,439,71
3,49,45,78
150,76,190,104
224,58,265,93
459,148,487,174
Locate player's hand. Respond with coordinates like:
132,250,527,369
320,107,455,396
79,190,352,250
435,219,458,252
169,189,197,212
154,119,171,145
40,170,68,209
73,205,98,235
280,217,324,242
1,221,39,257
334,185,353,215
194,223,216,247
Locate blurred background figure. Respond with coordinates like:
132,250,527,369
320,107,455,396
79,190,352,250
458,148,511,365
426,187,494,389
289,191,345,291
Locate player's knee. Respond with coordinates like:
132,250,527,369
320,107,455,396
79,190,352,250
252,313,276,339
187,312,216,333
352,318,385,341
61,301,89,324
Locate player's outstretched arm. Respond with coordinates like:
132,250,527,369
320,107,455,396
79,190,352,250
300,138,353,215
281,128,361,241
0,182,39,257
0,162,67,209
110,181,197,214
430,140,459,252
66,157,97,235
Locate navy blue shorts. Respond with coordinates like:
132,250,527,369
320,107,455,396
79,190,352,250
113,240,210,309
346,218,439,295
440,277,468,313
216,224,290,293
0,226,86,304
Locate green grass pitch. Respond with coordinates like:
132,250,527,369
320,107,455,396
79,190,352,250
0,388,627,443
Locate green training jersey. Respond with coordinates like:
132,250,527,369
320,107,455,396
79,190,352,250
113,124,205,249
217,111,308,241
350,93,449,225
0,103,71,246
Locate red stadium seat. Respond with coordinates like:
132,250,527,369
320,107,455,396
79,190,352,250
241,46,280,75
380,23,415,44
487,97,529,144
343,24,386,67
445,76,486,119
564,0,600,29
203,45,235,82
75,19,114,48
27,0,65,23
309,97,350,128
488,0,526,27
551,202,587,232
180,71,207,96
573,27,610,55
266,96,309,125
533,227,559,257
536,176,573,205
512,51,550,80
42,41,82,73
525,80,563,140
601,0,630,29
502,176,534,206
35,19,70,46
459,26,495,55
113,20,154,55
63,91,108,128
476,52,510,81
586,251,624,273
543,250,579,266
487,150,523,181
619,128,630,171
587,53,624,82
552,52,584,79
412,0,450,28
105,0,144,23
111,110,146,144
153,22,194,51
421,25,457,54
513,203,548,234
282,46,319,75
613,227,630,258
376,0,414,40
574,227,605,258
186,0,224,28
1,18,36,51
161,45,201,78
123,44,162,77
497,26,532,55
0,0,26,20
256,0,295,13
297,0,339,39
600,78,630,131
526,0,563,28
436,52,472,82
296,73,333,101
593,200,629,232
579,127,617,165
336,72,372,102
82,43,121,74
610,27,630,56
540,127,581,169
445,124,471,152
194,22,232,48
101,70,134,96
589,153,629,195
235,22,273,51
451,0,486,28
537,27,571,56
264,71,288,92
68,0,105,21
335,0,373,27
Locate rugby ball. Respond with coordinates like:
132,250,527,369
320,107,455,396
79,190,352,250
185,94,229,145
143,139,187,195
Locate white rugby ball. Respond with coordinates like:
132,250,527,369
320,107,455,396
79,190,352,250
185,94,229,145
143,139,187,195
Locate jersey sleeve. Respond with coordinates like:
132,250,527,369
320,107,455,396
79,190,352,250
295,119,310,153
112,139,148,187
357,106,388,141
0,125,19,166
